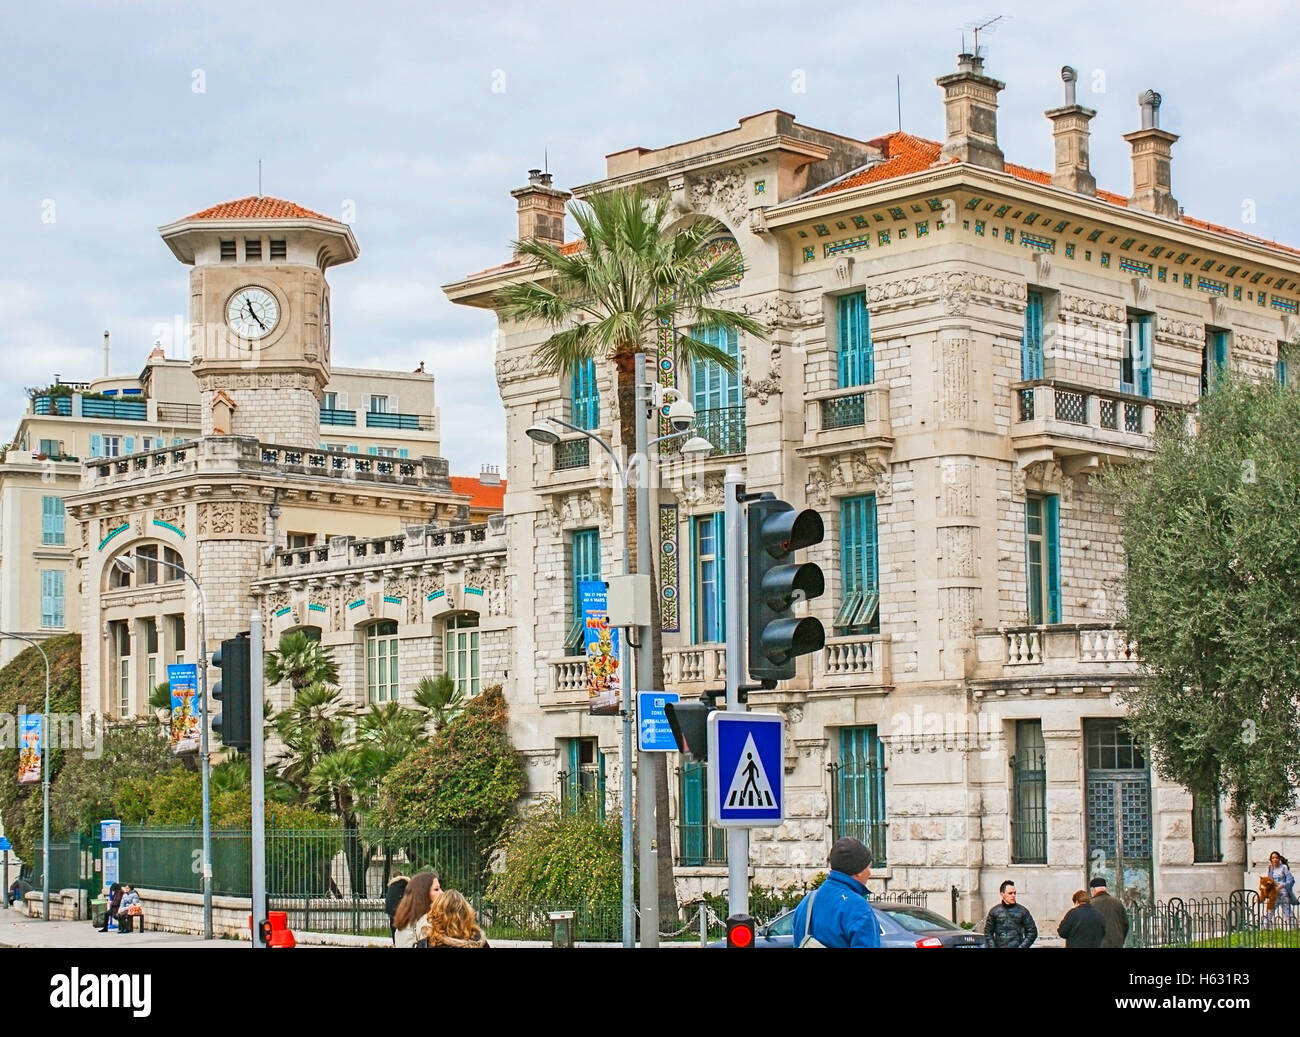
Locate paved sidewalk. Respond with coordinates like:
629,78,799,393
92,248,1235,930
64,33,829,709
0,910,244,948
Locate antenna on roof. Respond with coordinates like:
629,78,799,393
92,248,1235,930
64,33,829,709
896,74,902,131
544,148,548,174
962,13,1006,58
258,157,262,197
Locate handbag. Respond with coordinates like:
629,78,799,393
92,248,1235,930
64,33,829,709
798,886,826,948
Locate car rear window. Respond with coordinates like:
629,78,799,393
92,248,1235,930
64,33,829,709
767,911,795,937
880,907,962,932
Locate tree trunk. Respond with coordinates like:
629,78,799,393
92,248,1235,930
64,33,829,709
613,349,681,930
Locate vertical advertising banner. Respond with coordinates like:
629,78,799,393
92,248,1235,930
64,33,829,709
17,715,41,785
580,579,621,717
166,663,200,755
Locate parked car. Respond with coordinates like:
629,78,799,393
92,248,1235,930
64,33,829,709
713,900,986,948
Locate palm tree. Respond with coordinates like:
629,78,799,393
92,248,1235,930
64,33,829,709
272,683,354,813
265,630,339,695
498,185,765,924
413,673,466,732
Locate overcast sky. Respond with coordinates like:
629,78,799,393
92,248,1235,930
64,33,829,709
3,0,1297,475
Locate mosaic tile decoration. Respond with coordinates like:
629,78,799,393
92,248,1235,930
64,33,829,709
852,214,869,228
1020,231,1055,253
1175,252,1190,264
1100,252,1110,268
1119,257,1152,277
1064,242,1074,258
965,197,983,210
898,228,907,239
1233,286,1242,300
878,230,890,245
1053,220,1070,233
936,219,945,229
873,213,885,222
926,197,944,211
802,246,815,262
1009,210,1023,220
1149,246,1164,258
975,220,985,236
1120,238,1136,250
754,179,766,195
1004,228,1014,243
659,504,679,632
815,224,830,237
1197,276,1228,296
888,207,906,221
910,203,923,213
1023,211,1041,224
1273,295,1299,314
1158,267,1166,282
1184,273,1193,288
1087,229,1103,243
825,234,870,257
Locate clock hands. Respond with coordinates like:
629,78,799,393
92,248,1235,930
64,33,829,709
244,298,267,332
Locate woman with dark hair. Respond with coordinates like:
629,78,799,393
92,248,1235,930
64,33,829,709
392,872,440,947
383,874,410,946
1267,851,1295,924
422,890,488,949
98,883,122,932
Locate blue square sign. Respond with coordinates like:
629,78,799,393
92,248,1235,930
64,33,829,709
638,692,679,751
707,711,784,828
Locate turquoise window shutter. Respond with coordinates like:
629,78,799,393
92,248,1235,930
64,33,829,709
691,326,742,411
367,446,378,456
124,436,135,454
566,739,581,813
597,750,606,818
1136,316,1153,397
348,445,358,453
172,437,183,446
714,511,726,641
90,434,102,458
1045,495,1061,624
398,448,408,459
837,292,872,387
571,528,601,633
571,358,599,430
1022,291,1044,380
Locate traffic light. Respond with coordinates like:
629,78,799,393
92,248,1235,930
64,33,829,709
726,913,756,948
747,498,826,682
665,696,712,761
211,633,252,752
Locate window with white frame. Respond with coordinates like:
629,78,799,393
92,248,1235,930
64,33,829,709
366,620,399,702
169,614,186,665
368,395,389,413
445,614,480,697
114,621,131,716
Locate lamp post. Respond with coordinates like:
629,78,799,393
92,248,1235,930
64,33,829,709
527,406,710,949
113,551,213,940
0,631,49,920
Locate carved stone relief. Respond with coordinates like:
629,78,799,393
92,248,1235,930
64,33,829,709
939,336,971,422
239,502,261,535
687,167,749,229
1062,293,1124,324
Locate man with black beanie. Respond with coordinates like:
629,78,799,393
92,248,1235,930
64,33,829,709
791,837,880,947
1088,877,1129,948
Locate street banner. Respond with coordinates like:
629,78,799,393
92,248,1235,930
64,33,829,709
167,663,201,754
17,715,41,785
579,579,621,716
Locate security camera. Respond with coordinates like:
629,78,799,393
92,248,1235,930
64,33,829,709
666,398,696,432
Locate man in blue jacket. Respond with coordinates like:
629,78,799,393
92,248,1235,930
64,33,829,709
792,837,880,947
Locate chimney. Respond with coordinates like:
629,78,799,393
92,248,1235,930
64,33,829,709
103,329,110,377
1122,90,1180,218
510,168,571,249
1044,66,1097,196
936,52,1006,171
479,463,501,486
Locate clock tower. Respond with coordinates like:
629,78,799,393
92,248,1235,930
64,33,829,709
158,196,358,444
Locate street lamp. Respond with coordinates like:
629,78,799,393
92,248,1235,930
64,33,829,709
0,631,49,920
113,550,214,940
527,408,711,948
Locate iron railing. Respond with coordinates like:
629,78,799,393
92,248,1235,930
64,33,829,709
1126,891,1299,948
821,392,866,430
827,759,888,867
553,438,590,470
692,405,747,457
32,394,73,416
320,408,357,426
365,411,433,431
157,402,201,425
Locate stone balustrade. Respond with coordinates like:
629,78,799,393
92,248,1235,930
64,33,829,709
271,516,506,575
976,623,1139,675
83,435,453,492
815,633,891,687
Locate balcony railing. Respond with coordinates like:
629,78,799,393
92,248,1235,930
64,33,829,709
691,406,746,457
802,384,892,453
320,408,357,426
32,395,72,416
365,411,434,431
1010,380,1192,464
81,398,146,420
156,402,200,425
816,634,890,684
664,644,728,686
974,624,1139,676
553,438,590,471
270,521,499,574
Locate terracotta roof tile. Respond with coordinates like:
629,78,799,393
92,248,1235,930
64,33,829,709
809,131,1299,258
450,475,507,511
182,196,339,223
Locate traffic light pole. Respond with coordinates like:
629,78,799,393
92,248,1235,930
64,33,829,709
250,610,267,948
634,352,658,948
723,465,748,920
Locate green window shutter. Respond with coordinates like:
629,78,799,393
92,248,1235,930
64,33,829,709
1136,315,1153,397
837,496,879,632
837,292,872,387
680,761,707,866
172,437,183,446
367,446,378,456
714,511,726,642
566,739,581,814
1045,495,1061,624
570,529,601,651
691,326,742,411
1022,291,1044,380
597,749,606,819
835,726,887,866
90,434,102,458
348,445,358,454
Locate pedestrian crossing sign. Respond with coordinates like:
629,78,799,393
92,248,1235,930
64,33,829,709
707,711,784,828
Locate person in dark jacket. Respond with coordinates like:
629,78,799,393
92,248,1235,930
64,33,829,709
98,883,122,932
982,881,1038,948
791,837,880,948
1088,877,1129,948
1057,890,1105,948
383,874,410,946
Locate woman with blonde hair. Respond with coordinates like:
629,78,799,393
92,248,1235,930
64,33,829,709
392,871,441,947
421,889,489,948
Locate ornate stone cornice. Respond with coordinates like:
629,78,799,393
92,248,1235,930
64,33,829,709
804,451,890,506
1062,293,1124,324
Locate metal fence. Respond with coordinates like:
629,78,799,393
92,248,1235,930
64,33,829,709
1126,890,1300,948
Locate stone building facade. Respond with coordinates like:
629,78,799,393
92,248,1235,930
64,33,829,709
65,197,504,722
445,56,1300,926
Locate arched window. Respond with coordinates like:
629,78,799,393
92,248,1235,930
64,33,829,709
366,620,399,703
445,614,480,697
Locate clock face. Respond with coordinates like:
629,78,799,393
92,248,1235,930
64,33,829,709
226,286,280,340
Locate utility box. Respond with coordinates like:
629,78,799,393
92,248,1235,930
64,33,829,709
605,574,651,627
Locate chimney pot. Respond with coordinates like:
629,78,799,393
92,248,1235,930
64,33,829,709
1123,90,1179,218
1060,66,1077,107
1045,64,1096,196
